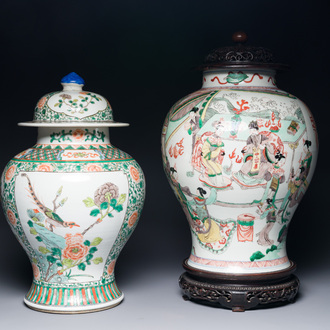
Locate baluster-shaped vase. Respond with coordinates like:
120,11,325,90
1,73,145,313
161,33,318,311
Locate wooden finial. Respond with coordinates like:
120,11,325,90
232,31,247,43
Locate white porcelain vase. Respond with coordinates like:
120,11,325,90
1,73,145,313
161,41,318,278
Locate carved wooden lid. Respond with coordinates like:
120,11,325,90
200,32,289,71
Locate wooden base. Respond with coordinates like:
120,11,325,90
179,259,299,311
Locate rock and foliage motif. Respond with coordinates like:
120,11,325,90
20,175,129,284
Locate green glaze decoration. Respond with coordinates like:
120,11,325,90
1,74,145,313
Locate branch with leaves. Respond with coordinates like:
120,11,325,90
50,130,73,143
52,186,68,213
82,189,126,235
54,93,102,114
84,129,105,142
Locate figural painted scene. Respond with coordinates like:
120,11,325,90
162,77,317,274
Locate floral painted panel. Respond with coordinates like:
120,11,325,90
2,158,145,287
34,92,113,122
15,171,128,284
48,91,107,118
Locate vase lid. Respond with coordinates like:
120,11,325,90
199,32,289,71
18,72,129,127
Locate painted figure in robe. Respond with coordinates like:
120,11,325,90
233,121,277,188
278,140,313,222
191,120,232,189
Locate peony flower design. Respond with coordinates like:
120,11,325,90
59,94,72,100
107,261,116,275
129,166,139,182
7,209,16,226
82,182,125,235
54,92,101,113
5,165,16,181
37,164,54,172
128,211,138,228
25,182,105,282
63,233,89,261
72,129,85,141
37,96,47,109
94,182,119,206
86,164,102,172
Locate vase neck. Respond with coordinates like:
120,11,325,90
202,69,277,89
37,127,110,146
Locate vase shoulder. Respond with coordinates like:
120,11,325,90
12,144,134,164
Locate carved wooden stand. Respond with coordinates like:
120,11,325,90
179,259,299,312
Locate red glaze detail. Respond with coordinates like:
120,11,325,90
211,76,227,85
244,73,263,83
268,76,276,86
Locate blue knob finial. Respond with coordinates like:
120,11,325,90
61,72,85,85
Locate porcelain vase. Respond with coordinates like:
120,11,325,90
161,46,318,308
1,73,145,313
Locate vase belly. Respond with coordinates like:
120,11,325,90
162,80,318,276
1,128,145,313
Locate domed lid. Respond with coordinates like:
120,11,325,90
200,32,289,71
19,72,129,127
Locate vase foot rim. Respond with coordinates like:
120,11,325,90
183,258,297,281
23,294,124,314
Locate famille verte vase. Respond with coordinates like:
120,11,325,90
161,32,318,311
1,73,145,313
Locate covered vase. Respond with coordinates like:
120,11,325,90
1,73,145,313
161,33,318,311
